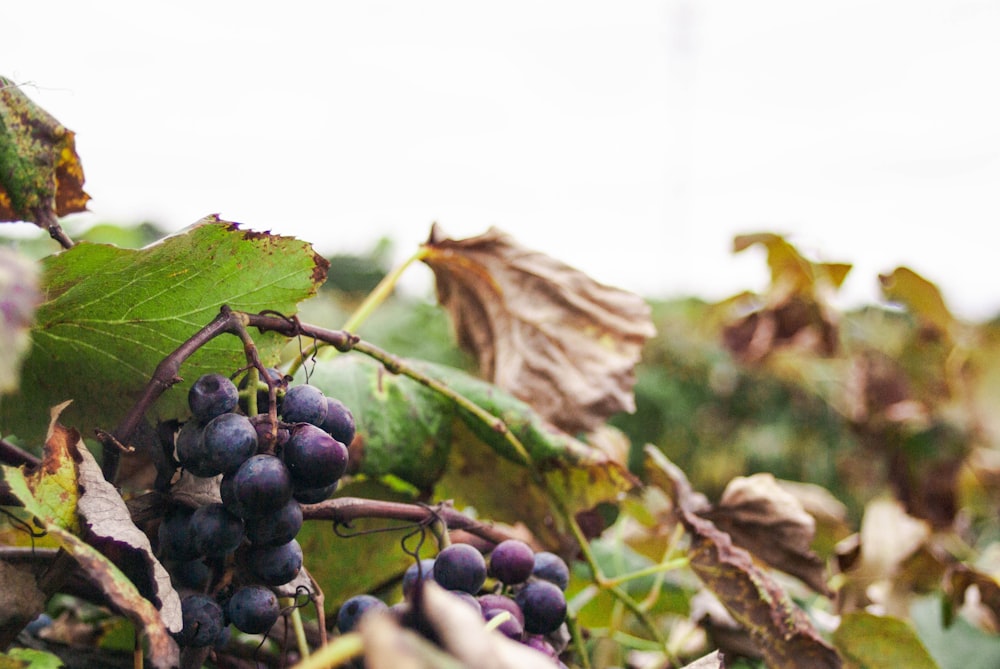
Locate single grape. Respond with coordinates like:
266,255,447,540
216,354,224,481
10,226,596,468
292,480,339,504
176,594,225,647
282,423,348,489
188,373,239,423
190,503,245,557
228,454,293,517
201,412,258,476
246,539,302,586
477,593,524,627
514,580,566,635
158,506,200,562
532,551,570,591
175,421,217,478
488,539,535,585
337,594,388,633
227,585,280,634
433,544,487,595
280,384,328,426
485,608,523,640
320,396,356,445
244,499,302,546
402,558,436,598
169,559,211,590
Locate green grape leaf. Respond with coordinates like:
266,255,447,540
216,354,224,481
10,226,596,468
298,479,422,611
0,649,64,668
0,247,41,395
0,76,90,224
306,354,637,546
833,611,939,669
0,216,329,444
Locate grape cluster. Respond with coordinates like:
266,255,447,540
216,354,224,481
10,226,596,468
161,370,356,648
336,539,570,665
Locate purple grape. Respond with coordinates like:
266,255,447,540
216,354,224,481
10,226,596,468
175,421,217,478
523,634,558,660
514,581,566,635
447,589,483,615
477,593,524,627
337,594,388,633
169,559,210,590
320,396,356,445
282,423,348,489
488,539,535,585
190,503,245,557
485,608,523,640
292,480,339,504
280,384,328,426
227,585,280,634
201,413,258,476
402,558,436,598
532,551,570,591
176,594,225,647
433,544,487,595
244,499,302,546
246,539,302,586
188,373,239,423
158,506,200,562
228,454,293,517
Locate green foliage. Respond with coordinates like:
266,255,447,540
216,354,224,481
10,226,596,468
0,217,328,445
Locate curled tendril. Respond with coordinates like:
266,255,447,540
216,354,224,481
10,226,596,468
1,508,47,551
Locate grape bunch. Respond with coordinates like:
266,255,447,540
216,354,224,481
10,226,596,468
160,370,356,648
336,539,571,666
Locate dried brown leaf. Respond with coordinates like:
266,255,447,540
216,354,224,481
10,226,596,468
703,473,832,595
423,225,655,433
645,447,842,669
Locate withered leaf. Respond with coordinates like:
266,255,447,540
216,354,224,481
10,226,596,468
75,429,182,632
645,447,842,669
423,225,655,433
0,77,90,227
1,410,179,669
721,233,848,362
702,473,832,595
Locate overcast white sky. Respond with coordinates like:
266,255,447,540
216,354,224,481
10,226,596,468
5,1,1000,318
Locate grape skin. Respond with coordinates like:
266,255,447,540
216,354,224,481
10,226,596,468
515,580,567,635
320,396,356,445
246,538,303,586
201,413,258,475
488,539,535,585
244,499,302,546
532,551,570,591
176,594,225,648
280,384,328,426
432,544,487,595
282,423,348,489
190,502,245,557
227,585,280,634
228,454,293,517
336,594,388,633
188,373,239,423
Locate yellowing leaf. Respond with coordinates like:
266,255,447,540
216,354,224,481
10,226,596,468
0,76,90,225
879,267,954,335
423,225,655,433
833,612,939,669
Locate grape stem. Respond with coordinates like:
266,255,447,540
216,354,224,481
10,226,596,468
302,496,518,546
